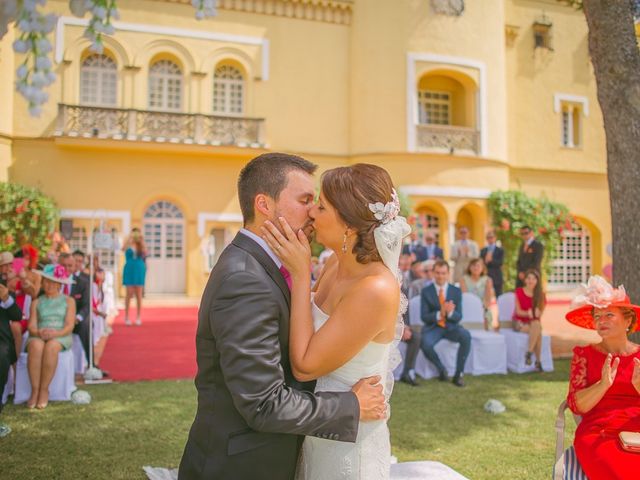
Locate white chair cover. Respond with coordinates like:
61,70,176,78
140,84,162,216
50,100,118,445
2,367,14,405
14,350,76,404
502,329,554,373
391,461,470,479
497,292,516,321
461,293,484,325
72,334,87,374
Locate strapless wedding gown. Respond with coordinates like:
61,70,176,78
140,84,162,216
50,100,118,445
296,298,393,479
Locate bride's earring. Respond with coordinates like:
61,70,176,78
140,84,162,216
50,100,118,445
342,231,348,254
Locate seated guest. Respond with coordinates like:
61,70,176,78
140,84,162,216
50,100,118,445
423,233,443,261
402,232,428,262
400,260,436,386
26,264,75,409
420,260,471,387
408,259,435,300
9,244,41,356
461,258,495,331
513,269,546,371
1,273,22,436
565,276,640,480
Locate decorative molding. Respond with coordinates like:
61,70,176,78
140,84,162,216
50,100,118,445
505,24,520,47
430,0,465,17
553,93,589,116
60,209,131,234
399,185,491,200
159,0,353,25
406,52,488,157
197,212,243,237
55,16,270,80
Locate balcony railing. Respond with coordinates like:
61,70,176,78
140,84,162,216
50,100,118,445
416,124,480,155
54,104,265,147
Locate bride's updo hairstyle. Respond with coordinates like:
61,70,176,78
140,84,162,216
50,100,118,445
321,163,395,265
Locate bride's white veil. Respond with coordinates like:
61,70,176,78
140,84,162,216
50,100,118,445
368,189,411,415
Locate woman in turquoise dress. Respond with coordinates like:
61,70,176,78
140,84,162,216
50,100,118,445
460,258,495,330
122,228,147,326
27,264,75,409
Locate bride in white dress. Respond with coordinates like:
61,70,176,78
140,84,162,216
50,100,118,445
262,163,410,480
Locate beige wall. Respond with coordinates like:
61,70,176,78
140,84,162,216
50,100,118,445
505,0,606,173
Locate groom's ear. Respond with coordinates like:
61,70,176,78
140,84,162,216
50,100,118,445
254,193,273,218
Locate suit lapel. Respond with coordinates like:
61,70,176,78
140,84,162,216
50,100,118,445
231,233,291,308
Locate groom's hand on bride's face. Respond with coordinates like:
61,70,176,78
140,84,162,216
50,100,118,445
352,376,386,421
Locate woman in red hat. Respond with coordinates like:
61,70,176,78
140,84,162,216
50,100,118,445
566,275,640,479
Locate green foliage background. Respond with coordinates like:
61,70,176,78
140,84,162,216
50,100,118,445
487,190,573,291
0,182,58,254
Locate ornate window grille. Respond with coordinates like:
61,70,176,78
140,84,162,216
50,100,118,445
213,64,244,114
80,54,117,107
148,60,183,111
143,201,184,260
69,226,88,253
415,212,440,244
549,221,591,288
417,90,451,125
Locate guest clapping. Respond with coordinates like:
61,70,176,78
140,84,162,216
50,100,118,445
512,269,546,371
461,258,495,331
420,260,471,387
26,264,75,409
565,276,640,480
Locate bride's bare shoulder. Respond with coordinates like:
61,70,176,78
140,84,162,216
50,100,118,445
353,267,399,301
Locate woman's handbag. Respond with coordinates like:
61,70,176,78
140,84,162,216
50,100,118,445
619,432,640,453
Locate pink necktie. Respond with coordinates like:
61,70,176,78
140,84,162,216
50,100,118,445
279,266,292,290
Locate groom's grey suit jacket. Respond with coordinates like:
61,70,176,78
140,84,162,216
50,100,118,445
179,232,359,480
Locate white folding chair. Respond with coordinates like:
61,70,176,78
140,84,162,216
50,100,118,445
14,340,77,404
553,400,587,480
460,293,507,375
2,367,14,405
497,293,554,373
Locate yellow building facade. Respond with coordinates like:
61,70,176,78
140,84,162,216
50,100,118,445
0,0,610,296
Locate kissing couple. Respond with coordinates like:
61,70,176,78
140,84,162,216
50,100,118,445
179,153,411,479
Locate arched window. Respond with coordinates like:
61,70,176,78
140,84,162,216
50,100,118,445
80,54,117,106
414,211,440,244
213,64,244,114
549,220,592,287
148,59,183,111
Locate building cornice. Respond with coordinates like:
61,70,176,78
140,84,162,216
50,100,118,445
158,0,353,25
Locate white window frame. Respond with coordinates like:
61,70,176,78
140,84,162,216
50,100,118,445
549,221,592,289
213,64,245,115
406,53,487,156
554,93,589,149
148,60,183,112
417,89,452,125
80,53,117,107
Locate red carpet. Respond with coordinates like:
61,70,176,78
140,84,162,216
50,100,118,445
99,307,198,382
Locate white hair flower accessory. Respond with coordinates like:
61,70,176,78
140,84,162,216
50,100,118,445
571,275,627,309
368,189,401,225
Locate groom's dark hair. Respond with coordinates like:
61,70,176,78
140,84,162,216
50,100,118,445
238,152,317,224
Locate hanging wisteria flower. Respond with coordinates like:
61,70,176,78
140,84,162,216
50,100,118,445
6,0,215,116
192,0,217,20
11,0,57,116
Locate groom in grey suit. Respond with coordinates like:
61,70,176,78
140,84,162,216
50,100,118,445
179,153,385,480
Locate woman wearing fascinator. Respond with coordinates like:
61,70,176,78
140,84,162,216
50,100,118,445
565,275,640,479
262,163,411,479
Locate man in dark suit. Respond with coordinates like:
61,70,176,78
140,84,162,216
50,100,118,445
423,232,443,261
179,153,384,480
402,232,428,261
420,260,471,387
480,231,504,297
516,225,544,288
59,252,106,375
1,269,22,432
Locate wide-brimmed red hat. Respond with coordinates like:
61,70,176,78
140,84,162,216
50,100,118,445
565,275,640,332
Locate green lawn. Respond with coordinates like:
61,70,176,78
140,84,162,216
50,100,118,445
1,361,575,479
